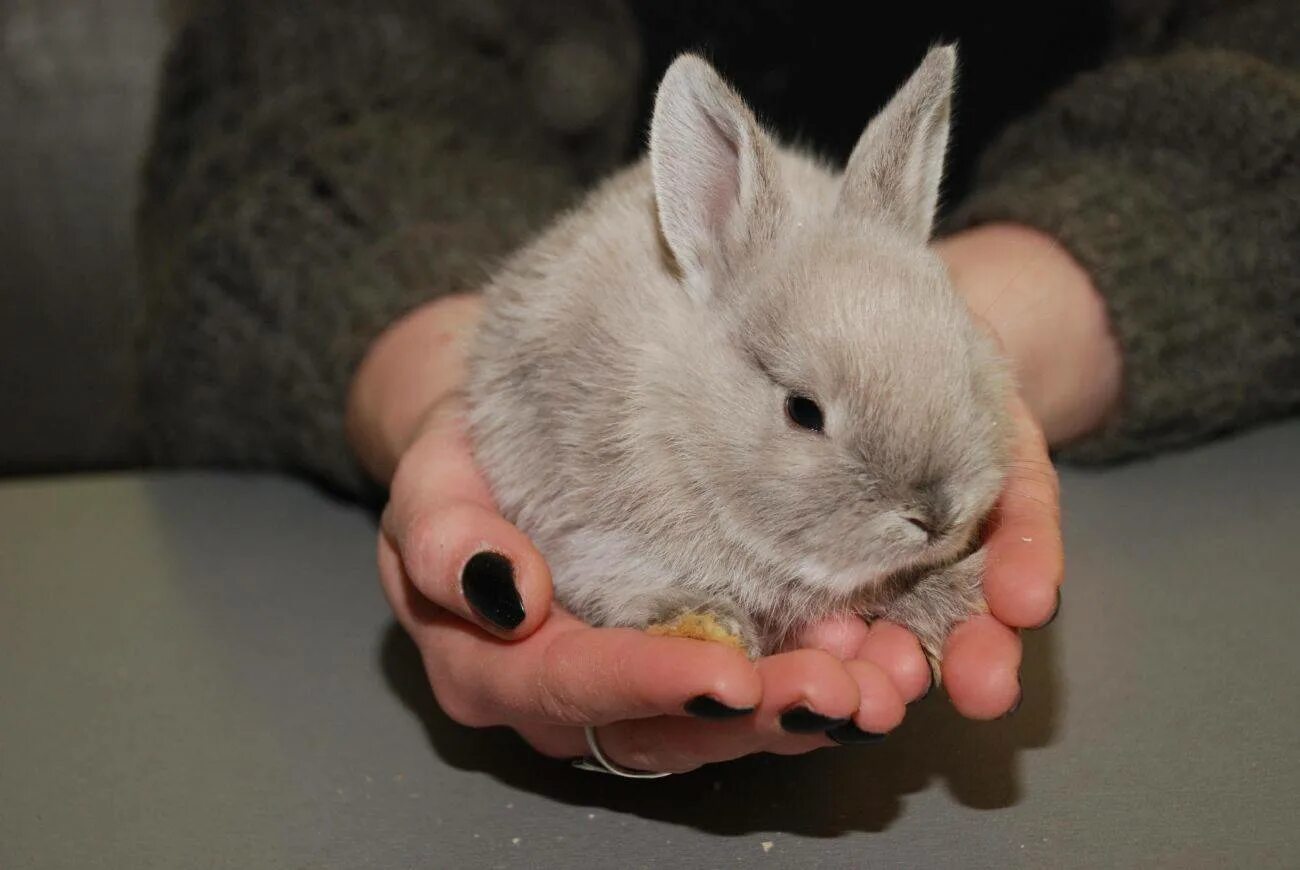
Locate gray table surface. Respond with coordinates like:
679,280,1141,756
3,422,1298,869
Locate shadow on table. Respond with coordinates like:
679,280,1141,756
379,620,1061,837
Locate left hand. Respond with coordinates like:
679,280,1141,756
799,222,1121,719
349,295,910,772
796,389,1061,718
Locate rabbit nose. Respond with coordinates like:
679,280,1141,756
907,478,950,541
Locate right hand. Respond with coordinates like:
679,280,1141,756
348,294,915,772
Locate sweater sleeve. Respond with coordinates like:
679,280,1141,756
135,0,640,497
947,0,1299,463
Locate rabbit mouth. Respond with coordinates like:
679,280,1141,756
795,535,971,599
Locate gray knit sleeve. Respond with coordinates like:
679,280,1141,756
136,0,639,497
946,0,1299,463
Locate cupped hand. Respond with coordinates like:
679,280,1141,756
349,295,909,772
348,220,1119,768
794,389,1062,720
771,222,1120,720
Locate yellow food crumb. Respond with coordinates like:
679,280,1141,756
645,612,745,651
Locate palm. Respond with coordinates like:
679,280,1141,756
376,386,1059,770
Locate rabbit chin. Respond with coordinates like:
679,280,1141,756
795,551,932,599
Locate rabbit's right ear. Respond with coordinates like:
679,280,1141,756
650,55,781,303
838,45,956,241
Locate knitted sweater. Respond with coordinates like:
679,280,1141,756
137,0,1299,498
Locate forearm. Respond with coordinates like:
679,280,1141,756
346,294,482,486
945,0,1300,461
937,224,1122,447
136,0,637,497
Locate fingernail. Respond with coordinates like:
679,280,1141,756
827,722,887,745
779,706,850,734
999,682,1023,719
461,551,524,631
1035,590,1062,629
684,696,754,719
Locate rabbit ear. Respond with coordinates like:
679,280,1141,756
838,45,956,240
650,54,781,301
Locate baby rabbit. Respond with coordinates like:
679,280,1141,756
468,46,1011,672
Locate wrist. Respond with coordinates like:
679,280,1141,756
345,293,482,484
937,223,1121,445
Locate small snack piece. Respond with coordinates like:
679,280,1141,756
646,612,748,652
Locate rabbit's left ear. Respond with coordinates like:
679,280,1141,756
650,54,782,302
838,45,956,241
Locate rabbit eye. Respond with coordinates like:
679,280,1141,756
785,394,824,432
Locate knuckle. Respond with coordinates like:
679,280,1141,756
535,679,588,726
791,646,840,674
534,637,594,725
401,505,478,594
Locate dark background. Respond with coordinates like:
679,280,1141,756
0,0,1111,474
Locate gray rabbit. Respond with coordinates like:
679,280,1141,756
468,46,1011,672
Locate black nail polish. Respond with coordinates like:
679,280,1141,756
779,706,850,734
827,722,887,745
461,551,524,631
684,696,754,719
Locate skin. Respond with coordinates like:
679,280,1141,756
346,221,1121,772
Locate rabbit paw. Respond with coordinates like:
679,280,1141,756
877,550,988,684
643,595,761,659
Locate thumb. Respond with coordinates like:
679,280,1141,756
382,399,554,639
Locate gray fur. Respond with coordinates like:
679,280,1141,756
467,47,1011,663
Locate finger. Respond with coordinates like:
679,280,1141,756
384,403,553,639
842,659,907,735
755,648,861,734
384,501,553,639
940,614,1022,719
792,612,870,659
984,396,1064,628
584,712,819,774
421,611,763,728
590,648,864,772
512,722,589,761
855,620,933,703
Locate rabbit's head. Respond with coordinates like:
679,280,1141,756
643,47,1011,598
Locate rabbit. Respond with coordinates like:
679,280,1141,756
467,45,1012,674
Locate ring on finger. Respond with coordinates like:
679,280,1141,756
572,725,672,779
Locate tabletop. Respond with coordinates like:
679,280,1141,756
3,421,1298,869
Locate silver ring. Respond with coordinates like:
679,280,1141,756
572,725,672,779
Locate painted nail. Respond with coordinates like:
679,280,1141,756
461,551,525,630
684,696,754,719
779,706,850,734
827,722,887,745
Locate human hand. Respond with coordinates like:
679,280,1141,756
939,222,1122,446
805,224,1121,718
347,222,1119,765
794,388,1064,719
869,222,1117,715
347,295,913,772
